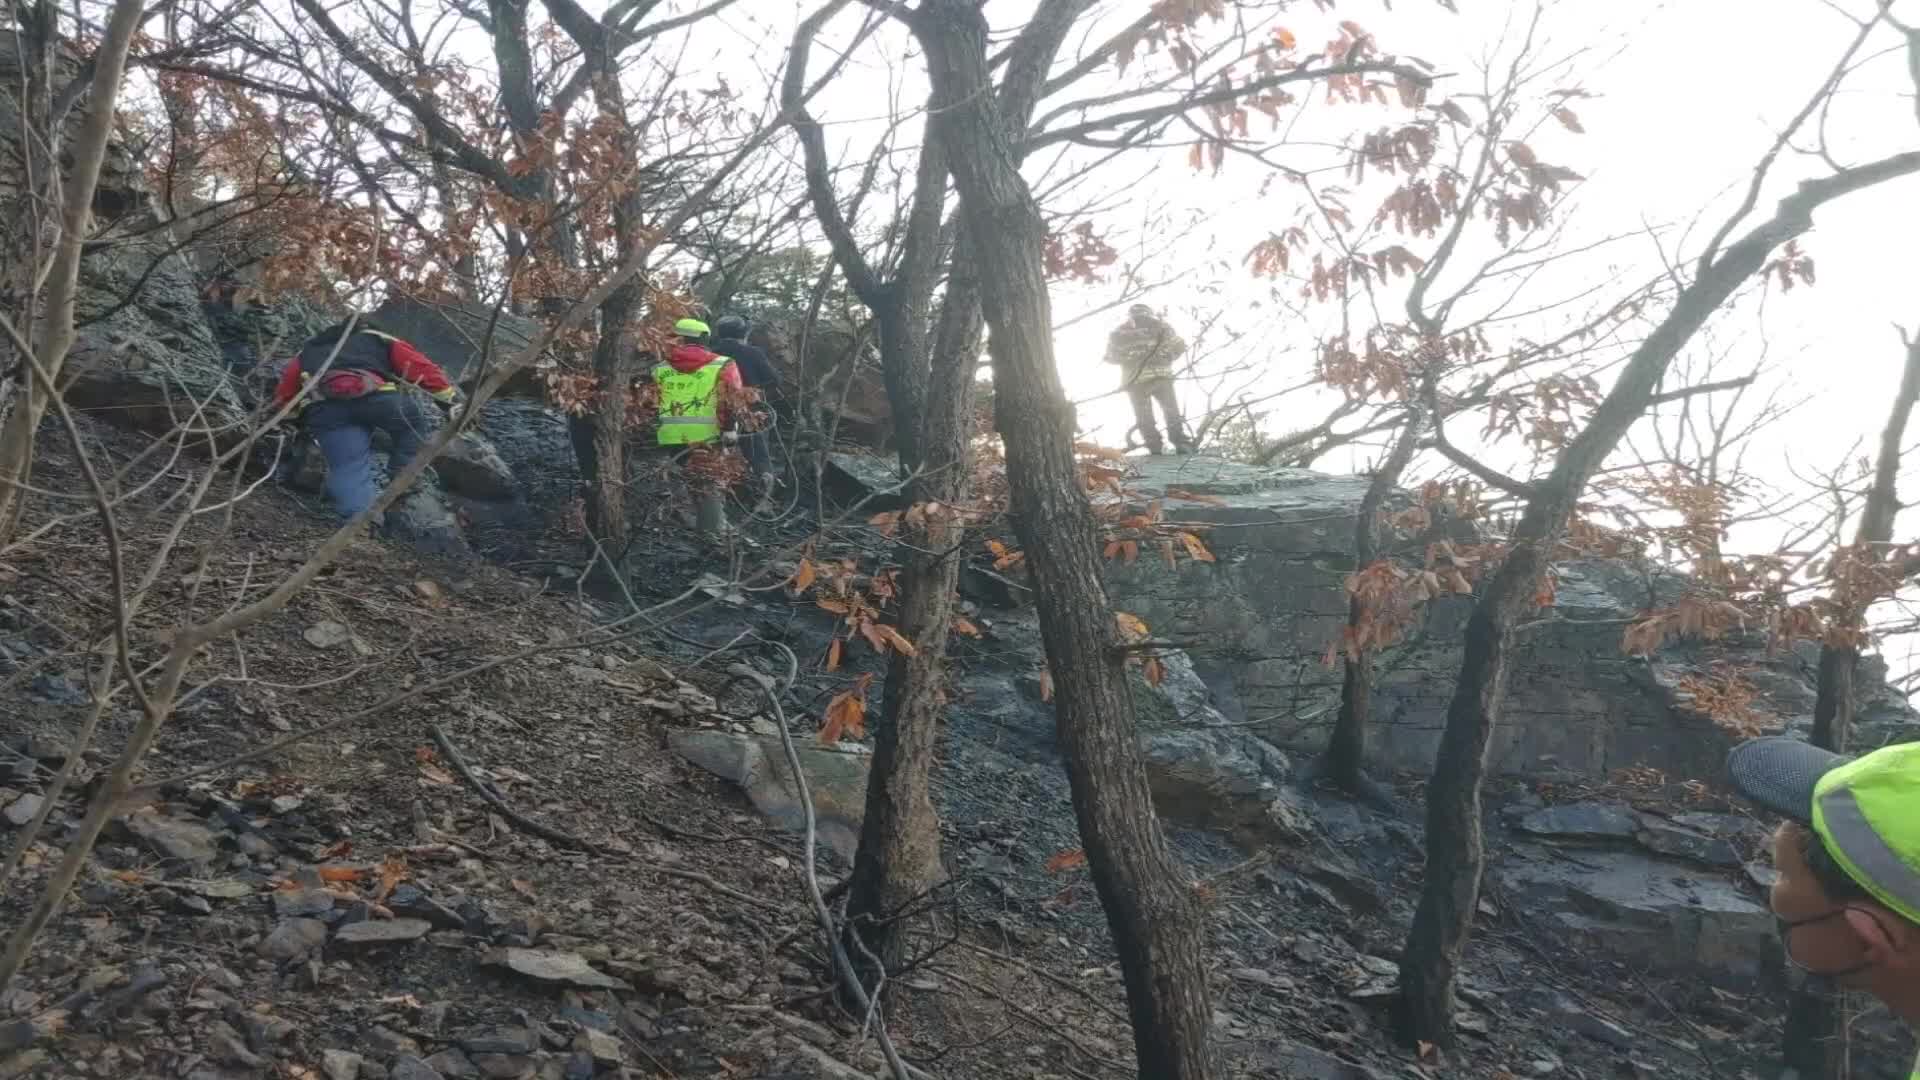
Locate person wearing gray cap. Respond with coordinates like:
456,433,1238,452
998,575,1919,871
1728,736,1920,1074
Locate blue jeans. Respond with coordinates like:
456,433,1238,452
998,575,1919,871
306,393,434,518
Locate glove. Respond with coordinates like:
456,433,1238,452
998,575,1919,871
446,402,466,426
721,429,740,446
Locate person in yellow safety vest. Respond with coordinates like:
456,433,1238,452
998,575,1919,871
1728,738,1920,1076
652,318,743,538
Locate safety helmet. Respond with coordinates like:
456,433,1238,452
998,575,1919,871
673,317,711,340
714,315,749,341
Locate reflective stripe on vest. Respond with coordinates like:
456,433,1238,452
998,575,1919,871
654,359,728,446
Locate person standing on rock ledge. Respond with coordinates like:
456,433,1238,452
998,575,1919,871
270,320,462,522
1104,302,1194,456
1729,737,1920,1075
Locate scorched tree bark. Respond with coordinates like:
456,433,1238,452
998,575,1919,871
911,2,1216,1076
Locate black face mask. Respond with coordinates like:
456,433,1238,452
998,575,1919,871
1778,909,1875,984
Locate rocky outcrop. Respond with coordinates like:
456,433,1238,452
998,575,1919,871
370,297,547,398
1094,455,1920,780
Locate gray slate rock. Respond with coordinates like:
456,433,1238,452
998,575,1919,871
386,884,466,930
258,918,329,960
3,794,44,827
388,1056,445,1080
1515,802,1637,840
457,1028,535,1056
273,888,335,918
124,810,218,867
1633,814,1741,868
322,1045,362,1076
321,1049,364,1080
482,948,625,990
334,918,431,946
422,1050,477,1079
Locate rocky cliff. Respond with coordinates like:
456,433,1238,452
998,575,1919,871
1095,455,1920,781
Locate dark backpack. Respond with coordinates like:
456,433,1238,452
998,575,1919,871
298,329,396,399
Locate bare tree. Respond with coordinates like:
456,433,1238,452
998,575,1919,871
1395,9,1920,1045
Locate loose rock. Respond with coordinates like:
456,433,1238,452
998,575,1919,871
482,948,625,991
334,919,431,947
423,1049,478,1078
387,884,466,930
1515,802,1638,841
258,918,329,960
457,1028,535,1056
388,1056,446,1080
2,794,43,827
123,809,219,867
322,1049,365,1080
274,888,336,918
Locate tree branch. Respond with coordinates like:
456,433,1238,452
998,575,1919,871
1024,60,1432,150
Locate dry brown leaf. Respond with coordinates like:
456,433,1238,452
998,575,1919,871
875,624,917,655
1037,669,1054,703
825,637,844,672
820,687,867,744
1045,849,1087,873
951,616,981,638
317,865,364,883
418,763,457,786
413,580,448,608
790,558,816,594
1178,532,1216,563
1115,612,1150,639
374,852,406,902
510,877,536,898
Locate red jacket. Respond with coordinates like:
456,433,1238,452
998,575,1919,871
272,334,457,411
661,343,741,425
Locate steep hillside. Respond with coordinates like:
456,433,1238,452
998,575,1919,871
2,416,1915,1080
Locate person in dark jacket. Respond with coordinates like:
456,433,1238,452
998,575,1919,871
271,320,461,520
709,314,780,497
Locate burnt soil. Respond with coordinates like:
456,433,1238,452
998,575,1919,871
0,415,1912,1080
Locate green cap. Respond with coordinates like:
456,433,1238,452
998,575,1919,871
673,318,711,339
1729,737,1920,923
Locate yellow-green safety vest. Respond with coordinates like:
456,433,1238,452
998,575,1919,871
654,358,729,446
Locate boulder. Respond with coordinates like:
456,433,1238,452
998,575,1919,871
371,297,545,397
1494,842,1774,985
66,228,249,439
1088,455,1920,781
471,398,576,495
668,730,870,862
434,433,519,502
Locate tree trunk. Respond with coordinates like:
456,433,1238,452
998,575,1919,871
845,236,984,970
577,66,644,569
0,0,60,546
1396,152,1920,1049
914,4,1216,1076
1784,329,1920,1080
1324,406,1423,800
